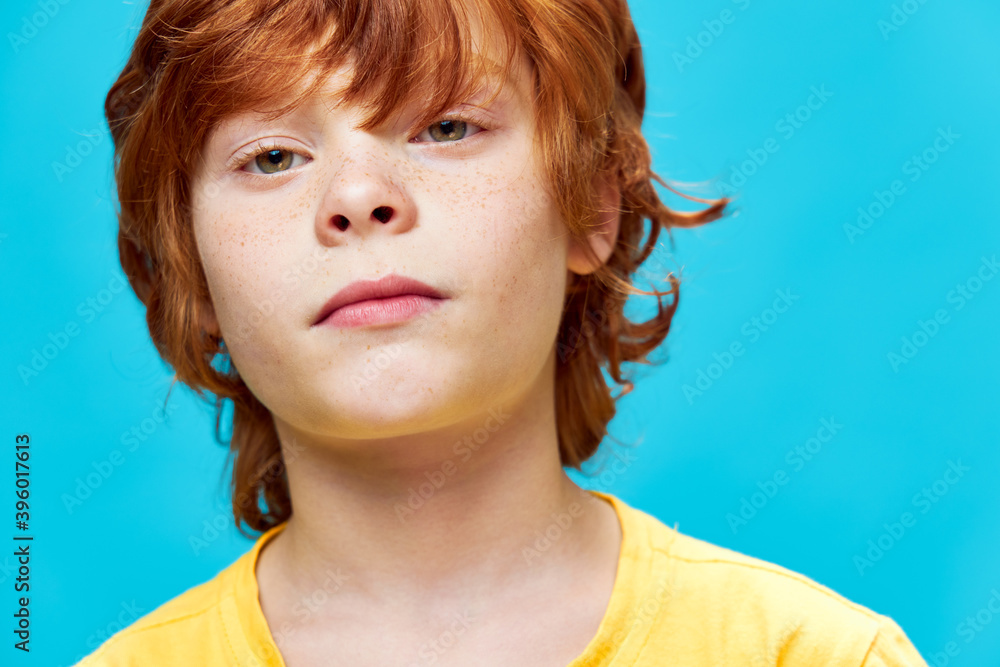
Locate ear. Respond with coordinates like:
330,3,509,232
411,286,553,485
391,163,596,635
197,295,221,339
567,170,622,276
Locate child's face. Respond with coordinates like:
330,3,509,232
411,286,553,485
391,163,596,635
190,41,610,439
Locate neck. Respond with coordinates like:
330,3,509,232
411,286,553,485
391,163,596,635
262,351,617,611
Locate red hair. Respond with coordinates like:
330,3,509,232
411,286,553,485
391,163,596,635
105,0,729,537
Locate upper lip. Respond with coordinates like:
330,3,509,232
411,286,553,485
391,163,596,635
312,273,446,325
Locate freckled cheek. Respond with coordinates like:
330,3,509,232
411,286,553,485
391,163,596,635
465,191,565,331
197,202,303,335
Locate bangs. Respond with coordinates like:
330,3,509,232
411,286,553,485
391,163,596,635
156,0,522,169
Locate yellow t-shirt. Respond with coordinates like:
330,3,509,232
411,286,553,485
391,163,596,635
75,490,928,666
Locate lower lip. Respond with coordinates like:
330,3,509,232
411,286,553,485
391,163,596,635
318,295,444,328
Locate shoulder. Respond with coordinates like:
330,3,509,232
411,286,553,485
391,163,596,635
610,496,928,666
72,557,242,667
663,525,890,629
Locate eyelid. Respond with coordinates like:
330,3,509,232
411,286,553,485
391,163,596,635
410,108,496,145
226,140,311,175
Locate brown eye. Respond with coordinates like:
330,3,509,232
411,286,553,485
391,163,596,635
427,120,469,142
411,116,487,145
255,149,294,174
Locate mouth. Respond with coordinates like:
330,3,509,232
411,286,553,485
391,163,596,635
312,274,447,327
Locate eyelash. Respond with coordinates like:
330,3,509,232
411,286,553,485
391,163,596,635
229,110,494,179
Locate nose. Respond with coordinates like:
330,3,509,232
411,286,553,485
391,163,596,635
314,141,416,245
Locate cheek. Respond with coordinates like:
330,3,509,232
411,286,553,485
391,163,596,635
453,172,568,353
193,196,308,360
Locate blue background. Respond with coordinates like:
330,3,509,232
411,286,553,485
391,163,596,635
2,0,997,665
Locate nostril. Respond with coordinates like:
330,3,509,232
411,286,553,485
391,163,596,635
332,214,350,231
372,206,393,223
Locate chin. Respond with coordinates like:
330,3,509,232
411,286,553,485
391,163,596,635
307,401,458,440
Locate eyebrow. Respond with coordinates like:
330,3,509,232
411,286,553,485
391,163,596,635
456,74,515,113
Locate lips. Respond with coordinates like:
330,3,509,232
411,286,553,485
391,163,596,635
312,274,445,326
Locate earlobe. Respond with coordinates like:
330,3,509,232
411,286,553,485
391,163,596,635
198,297,221,339
567,172,622,276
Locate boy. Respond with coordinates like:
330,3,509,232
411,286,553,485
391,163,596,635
79,0,928,664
